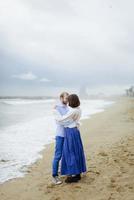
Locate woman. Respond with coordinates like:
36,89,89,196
54,94,87,183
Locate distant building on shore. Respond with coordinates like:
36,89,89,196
79,86,89,99
125,86,134,97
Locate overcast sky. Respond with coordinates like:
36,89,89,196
0,0,134,96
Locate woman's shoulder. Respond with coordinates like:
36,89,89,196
68,106,81,113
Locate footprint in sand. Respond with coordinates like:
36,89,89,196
116,185,125,193
46,183,56,189
98,151,108,157
73,185,82,189
110,177,116,183
108,182,117,188
87,169,100,175
120,166,127,173
82,177,95,185
38,183,56,194
50,197,61,200
108,182,125,193
124,184,133,190
108,194,115,200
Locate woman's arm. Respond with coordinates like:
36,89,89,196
53,108,79,124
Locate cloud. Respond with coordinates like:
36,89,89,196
39,78,51,82
11,72,52,83
11,72,37,80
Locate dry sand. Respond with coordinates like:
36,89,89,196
0,97,134,200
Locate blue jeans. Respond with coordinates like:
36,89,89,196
52,136,64,177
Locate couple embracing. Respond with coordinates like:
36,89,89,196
52,92,87,184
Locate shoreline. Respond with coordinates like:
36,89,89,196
0,96,134,200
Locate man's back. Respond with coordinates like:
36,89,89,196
55,103,69,137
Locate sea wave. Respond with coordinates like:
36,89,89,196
0,99,55,106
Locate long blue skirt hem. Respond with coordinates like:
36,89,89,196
61,127,87,175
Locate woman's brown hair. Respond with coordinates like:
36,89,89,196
68,94,80,108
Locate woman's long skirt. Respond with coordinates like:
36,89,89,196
61,127,87,175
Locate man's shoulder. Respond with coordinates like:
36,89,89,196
55,103,63,110
54,100,61,109
56,102,68,108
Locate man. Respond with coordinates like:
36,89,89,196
52,92,69,185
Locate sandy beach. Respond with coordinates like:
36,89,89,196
0,97,134,200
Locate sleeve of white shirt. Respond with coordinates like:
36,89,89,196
53,108,79,124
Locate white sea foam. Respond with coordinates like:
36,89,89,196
0,99,55,105
0,98,114,184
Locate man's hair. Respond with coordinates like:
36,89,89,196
60,92,69,98
68,94,80,108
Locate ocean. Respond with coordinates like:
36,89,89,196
0,98,114,184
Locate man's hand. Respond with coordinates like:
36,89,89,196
53,105,57,109
76,122,80,130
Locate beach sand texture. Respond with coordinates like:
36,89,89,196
0,97,134,200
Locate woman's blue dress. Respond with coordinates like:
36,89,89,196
61,127,87,175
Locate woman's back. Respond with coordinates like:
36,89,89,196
54,106,81,128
